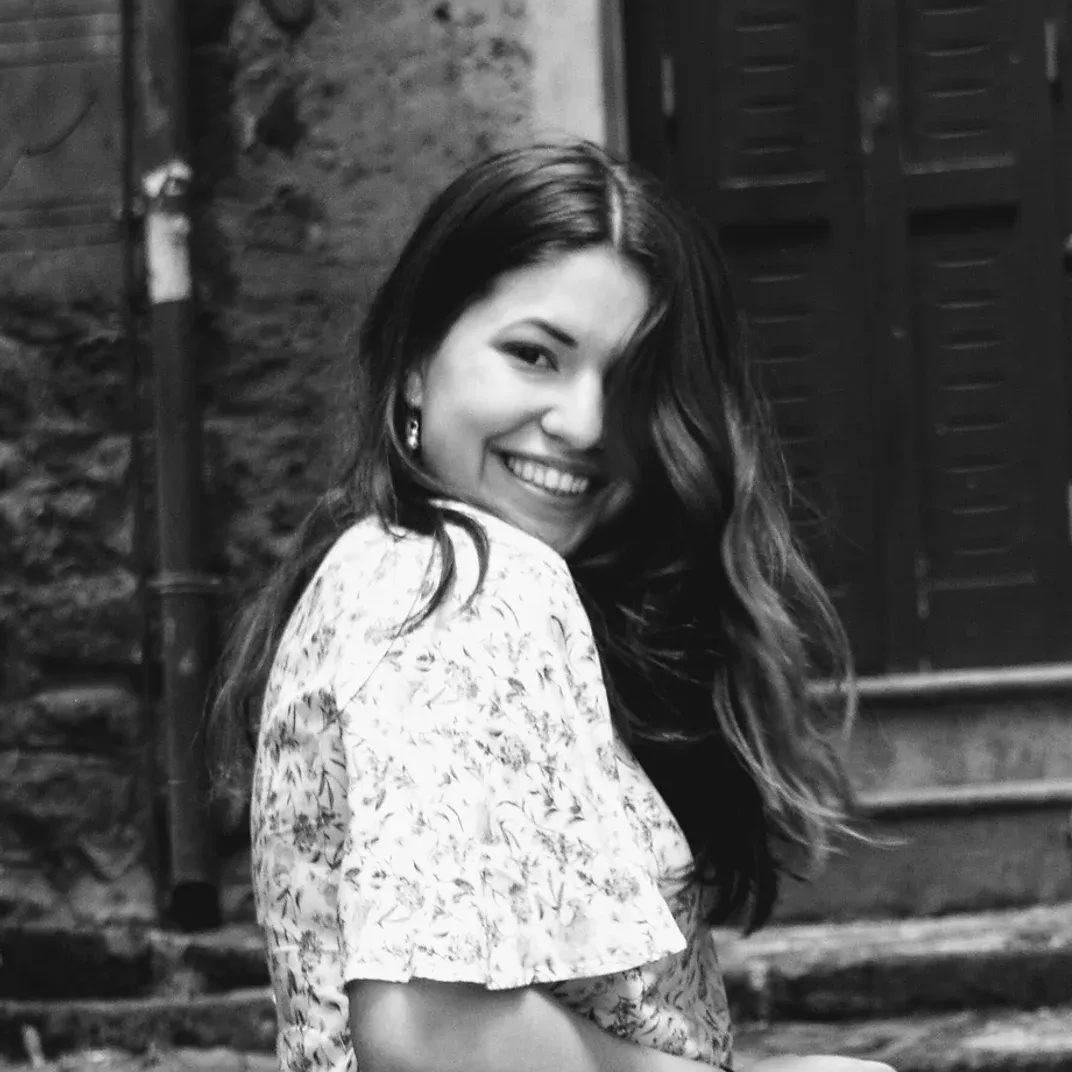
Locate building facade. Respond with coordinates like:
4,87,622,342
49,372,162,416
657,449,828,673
1,0,1069,928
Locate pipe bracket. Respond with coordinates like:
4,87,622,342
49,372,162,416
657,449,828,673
149,570,222,596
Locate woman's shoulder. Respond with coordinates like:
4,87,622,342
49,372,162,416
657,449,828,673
314,505,583,636
318,506,599,708
309,514,417,609
443,502,577,604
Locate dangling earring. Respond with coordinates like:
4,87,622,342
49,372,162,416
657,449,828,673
405,412,421,454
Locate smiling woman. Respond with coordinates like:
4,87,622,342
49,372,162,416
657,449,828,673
209,141,894,1072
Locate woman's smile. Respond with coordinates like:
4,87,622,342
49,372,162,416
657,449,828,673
499,453,594,498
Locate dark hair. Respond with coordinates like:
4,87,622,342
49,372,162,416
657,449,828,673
210,140,857,932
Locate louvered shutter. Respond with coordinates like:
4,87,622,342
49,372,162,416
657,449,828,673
625,0,1072,671
887,1,1070,666
628,0,885,670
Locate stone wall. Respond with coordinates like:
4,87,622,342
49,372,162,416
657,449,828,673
208,0,535,594
204,0,537,913
0,301,156,926
0,0,155,929
2,0,552,927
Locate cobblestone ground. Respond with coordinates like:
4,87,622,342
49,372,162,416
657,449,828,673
0,1051,276,1072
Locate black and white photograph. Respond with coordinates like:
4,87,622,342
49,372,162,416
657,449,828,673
1,3,1070,1071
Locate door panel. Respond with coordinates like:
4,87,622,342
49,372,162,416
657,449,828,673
665,0,886,670
911,215,1052,664
710,3,828,186
721,226,880,662
897,1,1071,666
899,0,1015,172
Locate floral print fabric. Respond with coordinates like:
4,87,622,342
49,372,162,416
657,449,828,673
252,504,733,1072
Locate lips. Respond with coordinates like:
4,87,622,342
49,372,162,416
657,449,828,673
501,454,593,497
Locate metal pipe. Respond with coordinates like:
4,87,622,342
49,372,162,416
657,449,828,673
140,0,220,929
119,0,163,906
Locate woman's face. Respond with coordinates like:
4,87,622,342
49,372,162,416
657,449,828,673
406,245,650,557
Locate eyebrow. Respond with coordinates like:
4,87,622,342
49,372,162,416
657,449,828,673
514,318,578,348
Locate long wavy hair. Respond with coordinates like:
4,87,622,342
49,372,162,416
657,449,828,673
210,140,857,931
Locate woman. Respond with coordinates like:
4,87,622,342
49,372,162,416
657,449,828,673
212,141,892,1072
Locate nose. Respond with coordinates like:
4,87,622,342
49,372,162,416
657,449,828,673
540,374,605,451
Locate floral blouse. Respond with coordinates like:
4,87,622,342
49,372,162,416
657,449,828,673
251,503,733,1072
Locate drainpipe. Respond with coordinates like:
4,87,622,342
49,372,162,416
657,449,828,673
120,0,163,901
140,0,220,930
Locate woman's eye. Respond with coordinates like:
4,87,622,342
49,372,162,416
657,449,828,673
502,342,555,369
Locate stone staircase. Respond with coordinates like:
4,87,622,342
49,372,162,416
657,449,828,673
1,904,1070,1071
724,904,1072,1070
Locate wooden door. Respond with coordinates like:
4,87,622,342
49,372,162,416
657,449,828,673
625,0,1072,673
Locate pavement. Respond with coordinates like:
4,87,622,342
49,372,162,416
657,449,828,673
0,1051,275,1072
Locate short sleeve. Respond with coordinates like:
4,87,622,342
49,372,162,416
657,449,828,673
332,522,687,991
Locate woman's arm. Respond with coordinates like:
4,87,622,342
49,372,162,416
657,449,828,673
348,978,713,1072
348,980,897,1072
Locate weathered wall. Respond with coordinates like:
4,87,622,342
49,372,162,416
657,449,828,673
0,301,157,926
0,0,156,928
202,0,542,917
3,0,608,927
206,0,534,590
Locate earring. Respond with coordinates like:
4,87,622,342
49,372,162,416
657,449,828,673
405,412,421,454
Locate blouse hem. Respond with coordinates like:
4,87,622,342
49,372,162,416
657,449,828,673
342,935,687,992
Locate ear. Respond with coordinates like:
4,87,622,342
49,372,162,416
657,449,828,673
403,367,424,409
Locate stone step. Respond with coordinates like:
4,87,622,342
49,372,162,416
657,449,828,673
718,901,1072,1021
733,1007,1072,1072
2,903,1070,1022
1,1002,1070,1072
773,797,1072,922
0,990,276,1059
0,1051,276,1072
0,925,268,1001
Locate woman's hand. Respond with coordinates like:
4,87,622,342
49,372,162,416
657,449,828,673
743,1057,896,1072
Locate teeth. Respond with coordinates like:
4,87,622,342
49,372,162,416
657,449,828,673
504,457,591,496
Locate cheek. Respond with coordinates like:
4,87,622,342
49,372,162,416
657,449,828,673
425,362,502,438
418,342,526,476
420,391,494,482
